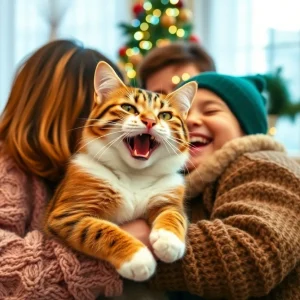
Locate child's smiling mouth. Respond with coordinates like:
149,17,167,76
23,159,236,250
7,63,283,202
189,134,213,155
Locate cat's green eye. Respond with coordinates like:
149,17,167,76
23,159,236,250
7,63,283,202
121,104,137,114
158,112,172,121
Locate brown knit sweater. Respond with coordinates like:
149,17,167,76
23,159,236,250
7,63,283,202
151,135,300,300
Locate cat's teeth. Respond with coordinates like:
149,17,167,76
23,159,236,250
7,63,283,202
134,149,149,157
150,136,155,141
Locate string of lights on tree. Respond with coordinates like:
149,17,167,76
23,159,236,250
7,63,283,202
118,0,199,84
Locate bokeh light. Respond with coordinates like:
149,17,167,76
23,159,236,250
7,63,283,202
169,25,177,34
172,76,180,84
176,28,185,37
134,31,144,40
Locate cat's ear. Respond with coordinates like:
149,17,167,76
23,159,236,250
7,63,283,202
167,81,197,116
94,61,126,104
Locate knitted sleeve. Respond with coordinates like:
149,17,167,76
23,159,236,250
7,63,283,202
151,153,300,299
0,155,122,300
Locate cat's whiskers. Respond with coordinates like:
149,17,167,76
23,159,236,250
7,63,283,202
76,130,125,154
93,135,123,161
161,137,204,187
158,134,181,157
68,122,123,132
162,140,176,155
167,135,185,144
159,136,202,180
79,118,124,124
76,135,104,154
164,135,191,152
168,130,192,144
170,138,204,151
166,137,203,178
116,131,132,148
169,128,185,133
165,140,181,157
169,129,191,138
97,129,127,139
94,133,127,161
160,139,172,156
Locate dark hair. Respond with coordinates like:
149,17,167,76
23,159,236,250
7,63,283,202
0,39,122,182
138,41,216,88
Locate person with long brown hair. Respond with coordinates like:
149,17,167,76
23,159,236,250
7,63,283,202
137,41,216,94
0,39,124,299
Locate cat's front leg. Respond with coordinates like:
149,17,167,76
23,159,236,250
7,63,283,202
150,228,186,263
93,221,157,281
117,244,156,281
147,187,188,263
46,214,156,281
44,166,157,282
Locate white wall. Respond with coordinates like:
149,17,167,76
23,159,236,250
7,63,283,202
0,0,15,112
0,0,131,113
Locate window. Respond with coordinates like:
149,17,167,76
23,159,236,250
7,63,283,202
0,0,130,112
201,0,300,155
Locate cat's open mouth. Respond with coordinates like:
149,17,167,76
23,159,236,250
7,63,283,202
124,134,159,160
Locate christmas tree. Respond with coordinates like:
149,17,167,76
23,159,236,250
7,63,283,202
118,0,198,84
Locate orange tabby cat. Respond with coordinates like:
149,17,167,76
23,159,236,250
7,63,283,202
44,61,197,282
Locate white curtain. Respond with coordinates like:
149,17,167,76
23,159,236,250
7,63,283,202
0,0,131,112
195,0,300,155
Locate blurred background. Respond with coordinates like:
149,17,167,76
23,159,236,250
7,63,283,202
0,0,299,158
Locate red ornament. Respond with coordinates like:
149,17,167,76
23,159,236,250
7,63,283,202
189,34,200,43
133,3,144,16
119,46,127,57
176,0,184,8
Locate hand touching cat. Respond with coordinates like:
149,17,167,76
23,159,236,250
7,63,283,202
122,219,185,263
121,219,152,251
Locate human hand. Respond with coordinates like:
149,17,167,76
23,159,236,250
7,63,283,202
120,219,152,250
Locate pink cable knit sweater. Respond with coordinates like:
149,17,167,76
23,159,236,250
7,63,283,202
0,146,122,300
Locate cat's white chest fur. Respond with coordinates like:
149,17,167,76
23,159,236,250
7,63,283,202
73,153,184,224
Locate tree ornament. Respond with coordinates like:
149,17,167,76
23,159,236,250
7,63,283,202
175,0,184,8
179,8,192,22
133,2,144,16
118,46,127,57
189,34,199,43
161,14,176,27
118,0,199,84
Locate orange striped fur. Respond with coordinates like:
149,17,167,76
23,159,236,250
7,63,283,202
44,61,197,281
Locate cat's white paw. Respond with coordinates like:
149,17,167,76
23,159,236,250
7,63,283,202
150,229,185,263
117,247,156,281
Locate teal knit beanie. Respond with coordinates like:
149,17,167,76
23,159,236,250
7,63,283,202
183,72,268,135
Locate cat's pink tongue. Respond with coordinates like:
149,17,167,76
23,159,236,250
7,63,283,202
133,135,150,158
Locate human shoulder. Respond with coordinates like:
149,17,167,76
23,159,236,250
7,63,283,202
244,150,300,174
220,149,300,195
0,141,31,182
0,142,18,170
220,135,292,176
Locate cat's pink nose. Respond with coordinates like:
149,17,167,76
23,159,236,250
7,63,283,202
142,118,156,129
